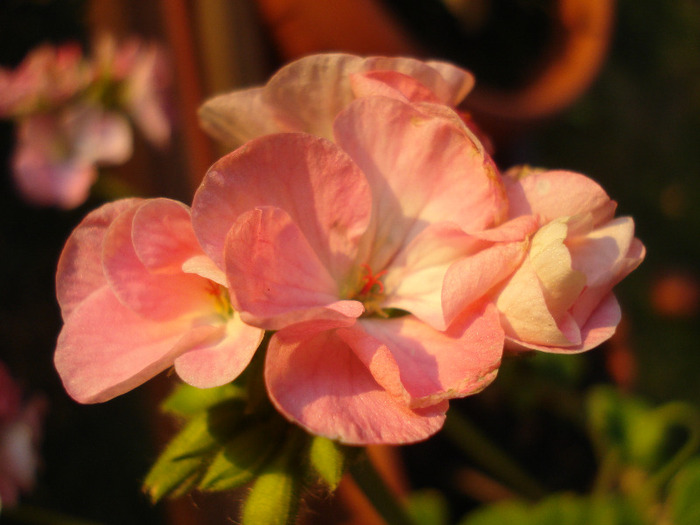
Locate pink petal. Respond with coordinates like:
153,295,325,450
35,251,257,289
224,206,363,330
334,96,506,270
131,198,203,274
198,87,287,149
381,222,483,330
55,287,219,403
192,133,371,280
102,202,215,321
263,54,365,139
265,328,448,445
174,313,263,388
341,304,503,408
504,169,616,225
441,216,537,326
181,255,227,286
350,71,440,103
496,258,582,347
363,56,473,106
56,198,142,318
510,293,621,353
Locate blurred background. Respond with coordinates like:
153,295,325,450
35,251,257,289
0,0,698,523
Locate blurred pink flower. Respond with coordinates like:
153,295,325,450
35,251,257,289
92,35,172,146
0,362,46,508
54,198,263,403
199,52,474,148
494,167,645,352
11,104,132,209
0,42,89,118
192,96,514,444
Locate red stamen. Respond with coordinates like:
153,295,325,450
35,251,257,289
359,264,387,296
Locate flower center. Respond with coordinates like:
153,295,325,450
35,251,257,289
352,264,387,316
207,281,233,319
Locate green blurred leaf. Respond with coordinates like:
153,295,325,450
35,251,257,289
308,436,349,492
241,429,306,525
161,381,246,419
667,457,700,525
459,494,644,525
406,489,450,525
144,398,246,501
199,416,286,491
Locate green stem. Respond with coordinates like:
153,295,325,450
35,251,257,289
349,451,415,525
442,409,547,500
1,505,105,525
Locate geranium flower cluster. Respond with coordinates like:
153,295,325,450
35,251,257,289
0,35,170,209
54,54,644,445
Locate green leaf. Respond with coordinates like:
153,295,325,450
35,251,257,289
143,412,215,501
144,398,246,501
161,381,245,419
406,489,450,525
667,457,700,525
308,436,350,492
241,430,306,525
199,416,286,491
458,495,645,525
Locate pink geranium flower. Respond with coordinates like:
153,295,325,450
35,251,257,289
199,53,474,148
11,104,132,209
0,362,46,508
54,198,263,403
494,167,645,352
192,96,523,444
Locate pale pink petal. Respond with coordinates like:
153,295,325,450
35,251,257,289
181,255,227,286
198,87,287,148
363,56,473,106
265,328,448,445
55,287,219,403
381,222,482,330
504,169,616,225
529,219,587,315
192,133,371,280
263,54,365,139
224,206,362,330
496,258,582,347
334,96,505,270
350,71,440,103
131,198,203,273
341,303,502,408
174,313,263,387
509,293,621,353
73,107,133,166
425,59,475,105
56,198,142,318
568,217,636,288
102,203,214,321
570,235,645,327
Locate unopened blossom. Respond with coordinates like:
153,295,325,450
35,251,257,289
494,167,645,352
199,52,475,148
0,362,46,508
192,96,524,444
55,198,263,403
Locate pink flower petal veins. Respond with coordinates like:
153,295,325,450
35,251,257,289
334,96,506,270
224,206,360,330
193,133,372,279
56,198,142,318
265,328,448,445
